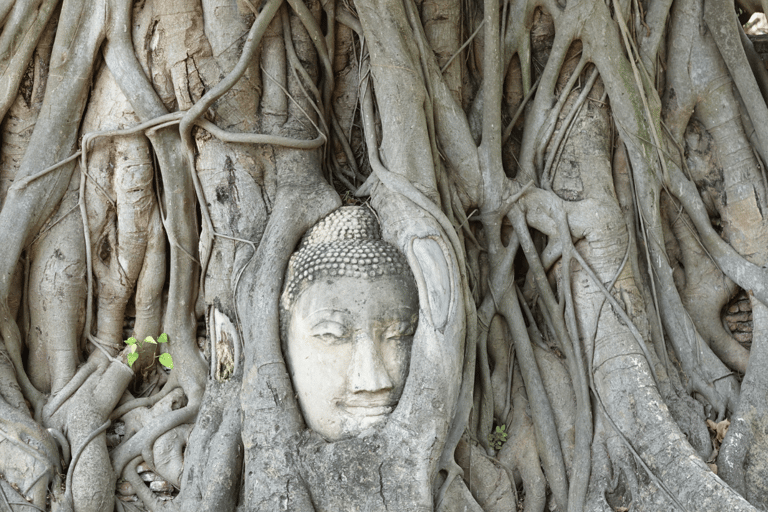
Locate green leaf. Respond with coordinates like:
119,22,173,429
129,344,137,354
127,353,139,367
158,333,168,344
144,336,157,345
125,337,137,345
158,353,174,369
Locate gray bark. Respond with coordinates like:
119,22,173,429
1,0,768,511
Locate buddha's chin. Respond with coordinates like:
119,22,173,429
334,406,394,439
351,410,390,429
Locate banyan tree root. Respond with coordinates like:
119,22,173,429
26,180,86,396
82,65,158,351
0,0,109,418
0,344,60,510
120,387,191,487
3,0,768,510
497,362,547,512
718,295,768,508
452,438,517,512
43,354,134,512
196,137,268,379
661,192,746,373
175,373,243,511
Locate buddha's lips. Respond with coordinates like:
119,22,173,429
339,400,396,416
343,405,393,416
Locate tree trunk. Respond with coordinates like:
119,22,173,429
0,0,767,511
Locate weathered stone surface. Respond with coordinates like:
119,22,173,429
281,207,419,442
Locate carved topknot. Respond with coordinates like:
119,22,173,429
298,206,381,248
281,206,414,312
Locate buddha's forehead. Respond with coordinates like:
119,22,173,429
294,275,418,321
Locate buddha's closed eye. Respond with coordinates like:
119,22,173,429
311,321,349,344
383,322,416,341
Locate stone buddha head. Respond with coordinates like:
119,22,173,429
280,207,419,441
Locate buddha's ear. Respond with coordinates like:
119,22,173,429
410,236,452,331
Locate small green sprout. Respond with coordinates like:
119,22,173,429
124,333,173,369
488,424,508,451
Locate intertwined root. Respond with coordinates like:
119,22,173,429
3,0,768,510
0,369,59,510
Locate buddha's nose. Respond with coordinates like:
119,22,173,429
349,332,394,393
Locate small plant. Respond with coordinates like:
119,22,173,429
488,424,508,451
124,333,174,369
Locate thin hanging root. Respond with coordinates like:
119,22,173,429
331,114,365,182
441,19,485,74
584,238,632,365
534,53,589,173
476,300,497,453
502,75,541,144
509,205,594,511
63,420,111,509
249,67,325,144
612,0,669,183
330,153,356,190
196,119,325,148
79,148,96,351
557,244,593,512
567,245,660,385
9,152,83,192
491,258,569,509
627,141,672,376
285,0,334,118
281,7,333,144
516,285,548,351
542,67,599,188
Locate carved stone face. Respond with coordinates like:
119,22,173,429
285,274,418,441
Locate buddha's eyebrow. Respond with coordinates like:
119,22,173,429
304,309,350,322
384,306,417,316
379,308,418,325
